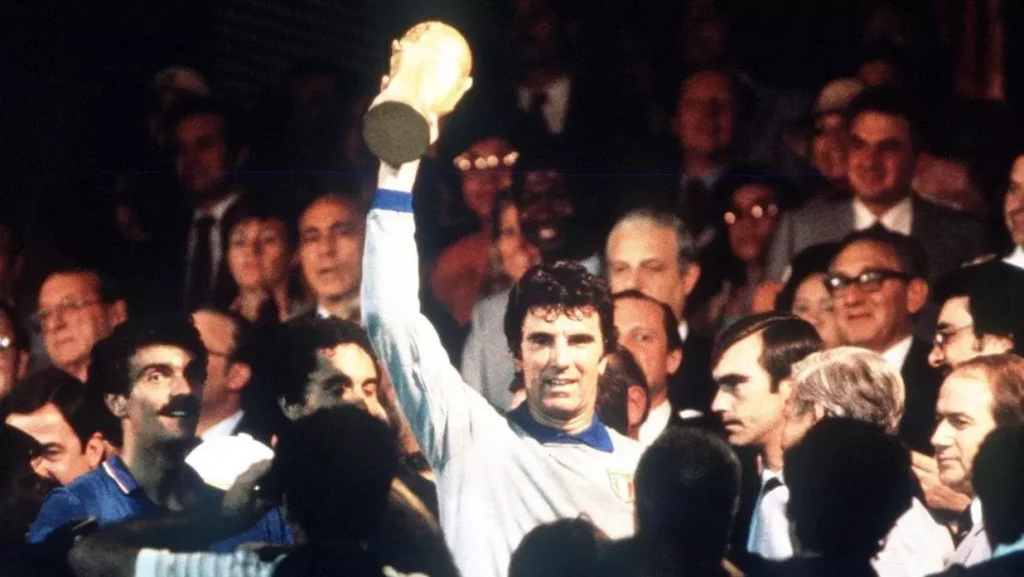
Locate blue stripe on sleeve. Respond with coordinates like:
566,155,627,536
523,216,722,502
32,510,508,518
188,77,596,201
372,189,414,213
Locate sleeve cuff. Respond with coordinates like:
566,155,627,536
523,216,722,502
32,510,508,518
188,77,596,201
372,189,414,213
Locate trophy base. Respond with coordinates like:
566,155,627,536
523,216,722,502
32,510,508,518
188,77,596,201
362,101,430,166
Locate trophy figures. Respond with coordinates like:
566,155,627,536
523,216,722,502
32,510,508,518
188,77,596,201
363,21,474,166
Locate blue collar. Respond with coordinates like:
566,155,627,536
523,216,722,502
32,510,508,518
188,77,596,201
507,404,614,453
101,456,142,495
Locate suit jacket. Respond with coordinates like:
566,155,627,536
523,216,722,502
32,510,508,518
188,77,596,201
461,289,515,411
669,333,717,417
948,523,992,569
766,196,989,283
899,339,944,455
930,552,1024,577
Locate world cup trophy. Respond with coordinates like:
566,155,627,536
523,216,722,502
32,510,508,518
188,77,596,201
363,21,474,166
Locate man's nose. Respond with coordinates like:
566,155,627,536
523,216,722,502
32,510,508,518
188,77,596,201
710,390,730,414
931,421,953,450
551,338,570,369
927,343,945,369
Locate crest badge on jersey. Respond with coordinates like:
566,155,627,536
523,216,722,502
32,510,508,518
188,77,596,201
607,470,635,503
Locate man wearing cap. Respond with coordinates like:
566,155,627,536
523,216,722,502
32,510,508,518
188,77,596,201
766,85,987,284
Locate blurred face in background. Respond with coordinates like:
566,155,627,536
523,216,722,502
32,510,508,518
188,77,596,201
494,203,540,283
457,138,516,222
847,111,915,207
1004,155,1024,248
298,195,365,306
518,170,575,255
725,183,779,264
676,71,735,160
227,218,291,292
792,273,840,349
812,113,848,184
606,221,699,320
174,113,239,201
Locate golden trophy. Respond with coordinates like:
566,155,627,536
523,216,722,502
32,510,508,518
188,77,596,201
363,21,474,166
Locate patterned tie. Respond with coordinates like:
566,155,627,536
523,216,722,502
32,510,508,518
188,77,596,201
187,215,215,310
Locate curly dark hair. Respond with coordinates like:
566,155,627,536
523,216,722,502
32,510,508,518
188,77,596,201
503,261,616,359
86,315,208,400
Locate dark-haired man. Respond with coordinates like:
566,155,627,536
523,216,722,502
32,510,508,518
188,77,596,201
766,86,987,283
709,312,823,567
35,268,127,381
27,316,289,550
3,368,118,486
928,262,1024,373
826,228,941,453
363,124,642,577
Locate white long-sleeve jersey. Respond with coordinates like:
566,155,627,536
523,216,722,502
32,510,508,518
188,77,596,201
362,191,641,577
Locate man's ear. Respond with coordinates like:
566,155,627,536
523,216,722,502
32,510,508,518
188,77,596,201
666,347,683,376
105,394,129,419
225,362,252,393
777,377,794,400
683,263,702,298
109,300,128,326
597,354,610,375
626,385,648,427
906,278,929,315
29,456,48,481
84,433,107,470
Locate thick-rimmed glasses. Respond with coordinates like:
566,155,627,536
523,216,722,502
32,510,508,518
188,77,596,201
824,269,910,295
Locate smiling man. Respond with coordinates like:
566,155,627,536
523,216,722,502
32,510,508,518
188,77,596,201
826,228,942,454
27,316,289,550
362,140,642,577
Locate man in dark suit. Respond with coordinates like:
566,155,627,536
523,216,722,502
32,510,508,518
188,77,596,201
766,86,987,284
144,98,248,312
605,208,716,418
929,426,1024,577
709,312,823,571
190,308,276,444
826,228,942,454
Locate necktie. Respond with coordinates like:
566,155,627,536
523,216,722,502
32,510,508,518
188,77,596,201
763,477,784,495
187,215,216,310
526,90,550,137
680,177,710,236
866,220,888,234
953,506,974,546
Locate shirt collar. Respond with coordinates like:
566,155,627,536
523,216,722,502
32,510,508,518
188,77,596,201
507,404,614,453
1004,246,1024,271
638,400,672,446
101,456,140,495
200,410,245,440
193,191,241,223
971,497,984,528
852,195,913,235
881,336,914,370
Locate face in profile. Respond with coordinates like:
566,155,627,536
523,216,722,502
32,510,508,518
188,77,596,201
812,112,848,183
6,404,103,486
928,296,1013,373
517,308,606,428
931,369,998,494
711,333,789,447
1004,155,1024,248
298,195,365,306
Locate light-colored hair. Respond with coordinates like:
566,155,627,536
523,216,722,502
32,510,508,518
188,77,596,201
607,208,696,272
789,346,905,435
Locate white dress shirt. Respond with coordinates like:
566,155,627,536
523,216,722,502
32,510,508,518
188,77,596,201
1004,246,1024,271
881,336,914,372
638,400,671,446
517,76,572,135
747,470,791,560
199,410,245,441
853,196,913,235
185,192,241,296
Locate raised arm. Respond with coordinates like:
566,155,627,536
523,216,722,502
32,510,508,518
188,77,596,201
362,159,504,471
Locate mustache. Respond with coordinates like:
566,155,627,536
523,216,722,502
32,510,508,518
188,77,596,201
158,395,200,416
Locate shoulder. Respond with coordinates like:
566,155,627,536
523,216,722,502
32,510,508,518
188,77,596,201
608,430,645,463
913,196,983,226
791,199,849,223
475,289,511,318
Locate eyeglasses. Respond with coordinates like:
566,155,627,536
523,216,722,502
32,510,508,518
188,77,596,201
724,203,778,226
32,299,102,327
824,269,910,294
934,324,975,349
